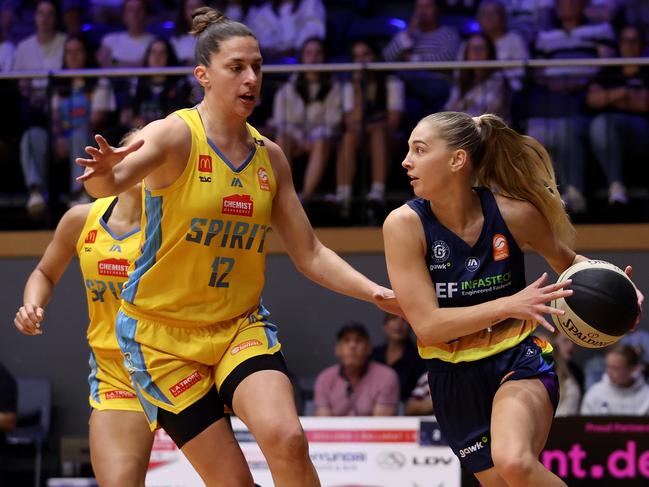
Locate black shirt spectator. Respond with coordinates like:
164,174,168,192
370,314,426,401
0,362,17,447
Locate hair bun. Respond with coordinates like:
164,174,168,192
190,7,227,36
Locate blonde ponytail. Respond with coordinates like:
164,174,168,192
421,112,575,248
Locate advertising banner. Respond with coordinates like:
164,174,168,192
542,416,649,486
146,417,461,487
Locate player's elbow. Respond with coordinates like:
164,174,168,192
411,322,442,347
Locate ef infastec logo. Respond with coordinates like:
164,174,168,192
376,451,407,470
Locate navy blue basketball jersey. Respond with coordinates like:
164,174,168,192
407,187,542,362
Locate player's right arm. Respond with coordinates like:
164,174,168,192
77,115,190,197
14,204,90,336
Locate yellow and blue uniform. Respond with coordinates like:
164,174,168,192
116,107,281,428
77,196,141,412
407,188,558,473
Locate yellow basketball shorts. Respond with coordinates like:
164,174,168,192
88,349,142,412
115,305,282,429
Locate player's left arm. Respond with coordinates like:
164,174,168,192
497,196,583,275
501,197,643,322
265,137,401,316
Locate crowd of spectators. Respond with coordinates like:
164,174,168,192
309,319,649,418
0,0,648,226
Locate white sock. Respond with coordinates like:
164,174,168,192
367,182,385,200
337,185,352,202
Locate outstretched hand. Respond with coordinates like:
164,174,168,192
14,304,45,336
625,266,644,329
506,272,573,333
371,286,404,318
76,134,144,182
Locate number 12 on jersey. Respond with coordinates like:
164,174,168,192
209,256,234,288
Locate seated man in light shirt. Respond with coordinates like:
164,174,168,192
314,322,400,416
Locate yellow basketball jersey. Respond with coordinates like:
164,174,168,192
77,197,141,353
121,108,277,325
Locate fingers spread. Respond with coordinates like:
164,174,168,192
95,134,110,151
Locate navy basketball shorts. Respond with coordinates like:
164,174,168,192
426,335,560,473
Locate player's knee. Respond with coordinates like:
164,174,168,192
95,457,147,487
258,420,308,462
492,449,536,483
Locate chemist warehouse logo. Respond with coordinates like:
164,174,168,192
98,258,129,278
222,194,254,217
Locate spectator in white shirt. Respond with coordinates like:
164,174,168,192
171,0,206,66
333,39,404,213
270,37,342,201
96,0,154,68
245,0,325,62
21,35,115,209
14,0,66,218
475,0,529,91
581,344,649,415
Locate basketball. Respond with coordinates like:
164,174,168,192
551,260,638,348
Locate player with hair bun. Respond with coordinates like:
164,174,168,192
77,7,400,486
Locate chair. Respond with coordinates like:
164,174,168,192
6,377,52,487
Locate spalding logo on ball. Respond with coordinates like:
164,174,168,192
551,260,638,348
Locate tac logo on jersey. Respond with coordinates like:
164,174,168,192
465,257,480,272
198,154,212,173
222,194,254,217
109,244,122,253
231,177,244,188
84,230,97,243
98,258,129,278
254,138,265,146
169,371,202,397
492,234,509,261
257,167,270,191
432,240,450,263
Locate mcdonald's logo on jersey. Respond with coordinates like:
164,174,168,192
84,230,97,244
198,155,212,173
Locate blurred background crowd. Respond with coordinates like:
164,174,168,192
0,0,648,228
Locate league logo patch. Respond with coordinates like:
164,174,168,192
198,154,212,173
492,234,509,261
432,240,450,263
257,168,270,191
222,194,254,217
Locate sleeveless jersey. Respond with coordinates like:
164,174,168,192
407,187,540,363
77,197,141,353
121,107,277,325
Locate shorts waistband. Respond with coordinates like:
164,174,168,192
120,302,259,328
425,335,538,371
90,347,125,360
